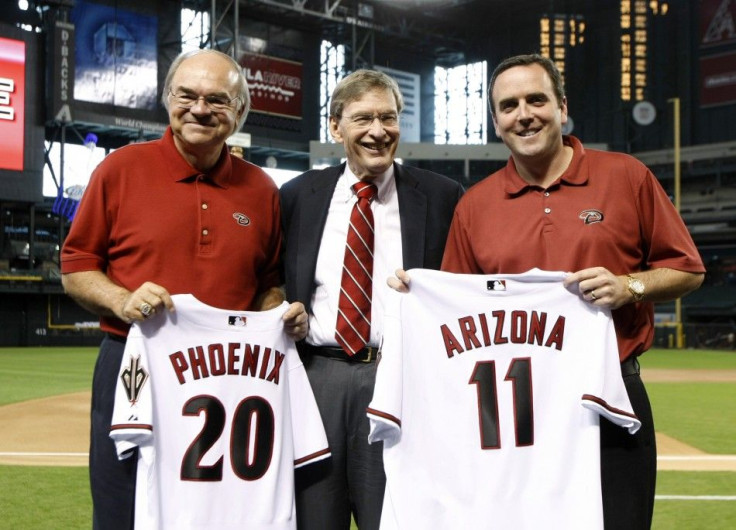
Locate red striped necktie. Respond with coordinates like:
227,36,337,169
335,181,378,355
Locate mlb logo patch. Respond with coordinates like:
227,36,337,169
487,279,507,291
228,315,247,326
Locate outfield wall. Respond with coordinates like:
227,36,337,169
0,290,101,347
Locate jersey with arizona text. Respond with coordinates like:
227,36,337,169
110,295,330,530
367,269,641,530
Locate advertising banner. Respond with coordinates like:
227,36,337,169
700,52,736,107
0,37,25,171
240,52,302,119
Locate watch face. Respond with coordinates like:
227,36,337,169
628,277,645,300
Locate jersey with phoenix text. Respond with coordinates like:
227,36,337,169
367,269,640,530
111,295,330,530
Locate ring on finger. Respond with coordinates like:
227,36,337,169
140,302,153,317
590,291,597,300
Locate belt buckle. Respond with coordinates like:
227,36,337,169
361,346,377,363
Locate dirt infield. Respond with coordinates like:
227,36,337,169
1,370,735,470
0,391,89,466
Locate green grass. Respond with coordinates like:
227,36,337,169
0,347,733,529
648,382,736,453
640,348,736,370
657,471,736,496
0,466,92,529
641,347,736,454
0,347,97,406
654,471,736,530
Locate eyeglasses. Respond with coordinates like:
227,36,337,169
168,89,240,111
339,113,400,128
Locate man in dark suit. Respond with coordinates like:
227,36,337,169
280,69,463,530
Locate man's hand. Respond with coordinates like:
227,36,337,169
282,302,308,341
62,271,174,324
563,267,630,310
387,269,411,293
119,281,176,323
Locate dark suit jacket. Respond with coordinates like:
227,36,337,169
280,162,464,313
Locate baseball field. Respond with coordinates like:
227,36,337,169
0,346,734,528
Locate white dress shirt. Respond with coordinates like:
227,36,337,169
306,164,403,348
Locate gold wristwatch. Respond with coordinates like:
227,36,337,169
626,274,645,302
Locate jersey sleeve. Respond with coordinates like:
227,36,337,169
288,352,331,468
367,289,404,446
109,328,154,459
580,310,641,434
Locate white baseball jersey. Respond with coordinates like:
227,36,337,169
110,295,330,530
367,269,641,530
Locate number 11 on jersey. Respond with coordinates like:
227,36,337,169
469,358,534,449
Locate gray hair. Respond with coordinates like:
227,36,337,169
329,69,404,118
488,54,565,116
162,49,251,130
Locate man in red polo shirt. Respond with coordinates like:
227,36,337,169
61,49,307,530
391,54,704,529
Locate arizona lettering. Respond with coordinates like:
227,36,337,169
440,310,565,358
169,342,285,385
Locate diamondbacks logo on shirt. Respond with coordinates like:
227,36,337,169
121,355,149,404
579,209,604,224
233,212,251,226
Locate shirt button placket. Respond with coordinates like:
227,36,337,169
201,202,211,244
198,176,212,251
541,189,554,234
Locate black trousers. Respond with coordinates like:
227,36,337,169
600,363,656,530
89,335,136,530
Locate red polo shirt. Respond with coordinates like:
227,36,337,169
61,127,282,337
442,135,705,359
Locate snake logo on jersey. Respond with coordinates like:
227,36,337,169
367,269,640,530
110,295,330,530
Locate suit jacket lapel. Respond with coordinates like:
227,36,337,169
395,164,428,269
296,165,342,305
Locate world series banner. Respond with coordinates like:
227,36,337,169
240,52,302,119
0,37,25,171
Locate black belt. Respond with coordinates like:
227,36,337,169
106,332,127,344
301,342,379,363
621,356,641,377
